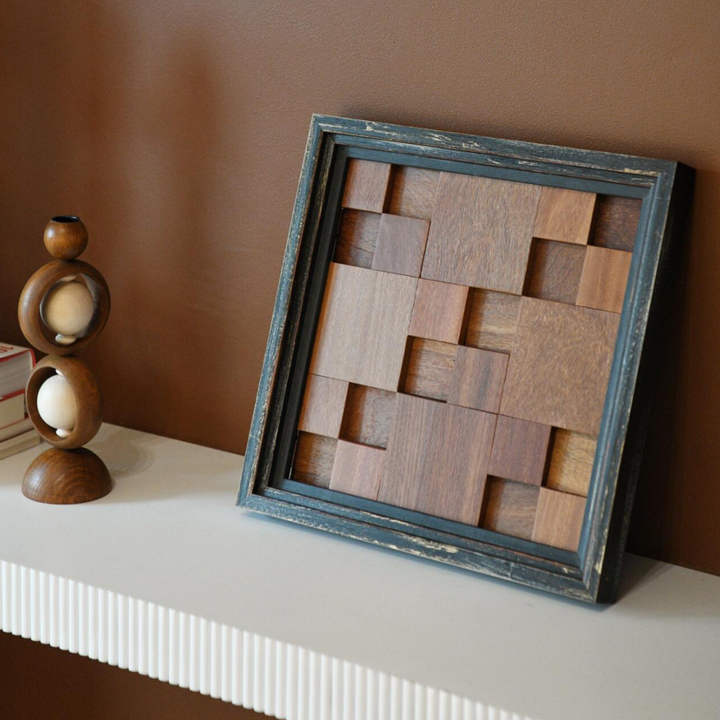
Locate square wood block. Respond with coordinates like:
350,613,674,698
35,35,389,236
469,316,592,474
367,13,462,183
447,346,508,413
342,159,392,213
532,488,586,552
576,246,632,314
340,384,396,449
298,374,349,438
422,173,541,294
534,187,596,245
500,298,620,436
310,263,417,391
378,394,496,525
329,440,385,500
388,166,441,220
333,209,381,269
591,195,641,252
372,214,430,277
401,337,458,402
481,478,540,540
464,289,521,354
409,279,470,344
291,432,337,488
523,238,585,305
547,429,597,497
488,415,552,486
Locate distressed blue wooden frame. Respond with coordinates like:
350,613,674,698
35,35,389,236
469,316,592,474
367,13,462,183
237,115,693,603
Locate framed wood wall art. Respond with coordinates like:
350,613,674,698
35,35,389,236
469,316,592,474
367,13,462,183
237,116,693,603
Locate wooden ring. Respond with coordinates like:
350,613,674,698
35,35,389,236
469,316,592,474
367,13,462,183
26,356,103,450
18,259,110,355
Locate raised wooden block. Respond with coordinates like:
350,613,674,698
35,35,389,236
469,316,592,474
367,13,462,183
422,173,541,293
481,478,540,540
500,298,620,436
408,279,470,344
388,166,441,219
488,415,552,486
534,187,596,245
378,395,496,525
310,264,417,392
592,195,641,252
464,289,521,354
447,347,508,413
333,209,381,269
547,429,597,496
340,384,396,449
298,374,349,438
371,214,430,277
576,246,632,314
401,338,457,402
532,488,586,552
523,239,585,305
290,433,337,488
329,440,385,500
341,160,392,213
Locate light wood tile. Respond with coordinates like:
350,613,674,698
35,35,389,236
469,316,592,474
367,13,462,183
532,488,586,551
534,187,596,245
547,429,597,496
329,440,385,500
388,166,441,219
447,347,508,413
298,374,349,438
342,159,392,213
488,415,552,486
372,214,430,277
464,289,521,354
422,173,541,293
408,279,470,344
576,246,632,314
291,433,337,488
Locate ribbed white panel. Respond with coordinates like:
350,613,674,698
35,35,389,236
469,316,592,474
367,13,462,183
0,560,534,720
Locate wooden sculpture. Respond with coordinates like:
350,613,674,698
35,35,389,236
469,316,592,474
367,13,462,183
18,216,111,504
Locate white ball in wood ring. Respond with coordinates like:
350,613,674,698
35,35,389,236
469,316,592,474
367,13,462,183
40,279,94,342
36,373,77,438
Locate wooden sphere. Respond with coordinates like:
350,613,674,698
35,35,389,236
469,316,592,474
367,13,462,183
26,356,103,450
23,447,111,504
18,259,110,355
44,216,88,260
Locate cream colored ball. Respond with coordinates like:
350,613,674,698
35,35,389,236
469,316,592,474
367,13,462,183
37,373,77,438
41,279,94,342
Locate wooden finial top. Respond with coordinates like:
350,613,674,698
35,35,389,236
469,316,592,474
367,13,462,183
44,216,88,260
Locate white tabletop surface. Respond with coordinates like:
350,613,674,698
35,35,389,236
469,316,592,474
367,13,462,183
0,424,718,720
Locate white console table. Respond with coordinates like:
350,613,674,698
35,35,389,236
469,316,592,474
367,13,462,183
1,424,718,720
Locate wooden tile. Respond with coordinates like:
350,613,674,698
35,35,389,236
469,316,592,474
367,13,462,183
329,440,385,500
371,214,430,277
408,279,470,344
481,478,540,540
333,209,381,269
532,488,586,552
401,338,457,402
298,374,349,438
534,187,596,245
464,290,521,354
290,433,337,488
378,395,496,525
523,239,585,305
388,166,441,220
547,429,597,496
422,173,541,293
488,415,552,486
310,264,417,392
592,195,641,251
340,384,396,449
576,246,632,314
500,298,620,436
341,159,392,213
447,347,507,413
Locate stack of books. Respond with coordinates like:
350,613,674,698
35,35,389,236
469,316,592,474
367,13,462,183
0,343,40,459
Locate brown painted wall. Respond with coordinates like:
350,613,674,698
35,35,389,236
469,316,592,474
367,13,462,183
1,0,719,586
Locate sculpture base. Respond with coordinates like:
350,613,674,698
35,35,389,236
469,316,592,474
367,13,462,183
22,447,112,504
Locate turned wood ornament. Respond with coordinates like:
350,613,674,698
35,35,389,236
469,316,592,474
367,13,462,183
18,216,111,504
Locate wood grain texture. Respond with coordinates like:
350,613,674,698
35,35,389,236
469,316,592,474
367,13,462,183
481,478,540,540
447,346,508,413
297,374,349,438
341,159,392,212
523,238,585,304
422,173,541,293
500,298,620,435
576,246,632,314
378,394,496,525
22,447,111,505
340,384,396,449
534,187,596,245
488,415,552,485
310,263,417,391
329,439,385,500
333,209,381,268
388,166,440,219
408,279,470,344
401,338,457,402
532,488,586,551
592,195,642,251
371,213,430,277
290,432,337,488
43,216,88,260
547,429,597,496
464,289,521,354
